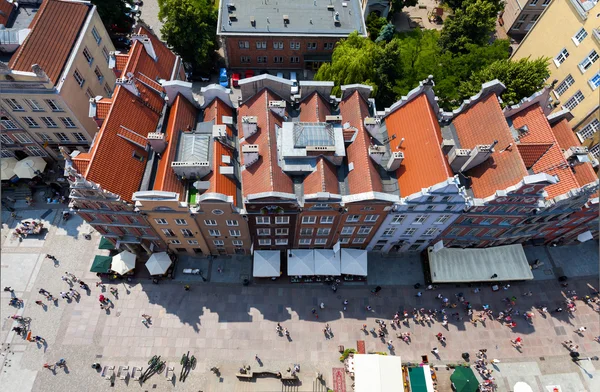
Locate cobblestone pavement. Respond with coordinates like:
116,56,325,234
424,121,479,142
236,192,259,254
1,210,599,391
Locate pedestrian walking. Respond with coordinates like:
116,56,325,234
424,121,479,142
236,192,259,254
432,347,439,355
110,287,118,297
576,326,587,334
45,254,56,261
255,354,260,362
60,291,70,300
79,281,89,290
184,285,190,291
33,335,45,343
55,359,66,368
61,275,72,286
35,300,44,306
284,328,290,337
96,281,105,289
3,286,13,292
65,272,77,282
69,289,79,299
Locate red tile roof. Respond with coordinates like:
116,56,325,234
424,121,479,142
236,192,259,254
304,158,339,195
115,54,129,71
531,144,579,199
95,98,112,120
153,95,197,199
452,94,528,199
9,0,90,84
299,92,331,122
516,143,552,169
551,118,598,188
341,91,382,194
0,0,15,27
124,26,177,82
71,153,90,174
239,89,294,198
512,105,555,144
385,94,453,196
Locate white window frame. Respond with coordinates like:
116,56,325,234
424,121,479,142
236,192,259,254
413,214,428,224
22,117,40,128
340,226,355,235
424,228,438,236
256,216,270,224
572,27,588,46
180,229,193,237
154,218,168,225
169,239,181,244
94,66,104,83
73,69,85,86
258,239,271,246
273,41,284,49
44,99,62,112
257,55,267,62
352,237,366,244
54,132,70,142
307,42,317,50
102,46,110,63
59,117,77,128
91,26,102,44
290,41,300,50
578,119,600,140
83,47,94,65
320,216,334,224
299,238,311,245
273,56,284,63
1,150,15,158
382,228,396,237
226,220,239,226
162,228,175,237
275,216,289,224
564,90,584,110
314,238,327,245
26,146,47,157
324,42,334,50
300,228,313,236
1,119,18,129
229,229,241,237
13,133,33,143
1,134,13,144
339,237,350,244
4,98,24,111
434,214,451,224
290,56,300,63
589,144,600,158
213,240,225,246
554,48,569,67
275,228,288,236
174,219,187,225
24,99,44,112
403,228,417,236
346,215,360,223
208,229,221,237
205,219,217,226
588,72,600,90
364,214,378,222
578,50,599,73
104,83,113,97
72,132,86,142
238,40,249,49
256,41,267,49
391,214,406,224
41,117,58,128
302,216,317,224
188,240,199,245
257,228,271,236
357,226,372,235
233,240,243,246
316,228,331,236
241,56,251,63
555,74,575,96
275,238,288,245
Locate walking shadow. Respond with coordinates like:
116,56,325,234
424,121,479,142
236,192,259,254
256,358,263,367
286,334,293,342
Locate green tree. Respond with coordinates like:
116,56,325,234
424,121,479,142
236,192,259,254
366,12,387,41
439,0,503,53
90,0,131,33
458,57,550,106
158,0,218,71
376,40,404,108
375,23,396,43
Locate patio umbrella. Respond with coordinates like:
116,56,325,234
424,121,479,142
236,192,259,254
90,255,113,273
13,157,47,179
111,251,136,275
1,157,17,180
98,237,115,250
450,367,478,392
145,252,172,276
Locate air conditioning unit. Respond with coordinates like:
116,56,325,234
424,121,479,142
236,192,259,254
242,116,258,138
325,115,342,122
306,146,336,152
213,125,228,138
386,151,404,171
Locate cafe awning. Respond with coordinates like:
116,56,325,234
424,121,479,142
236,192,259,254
287,249,315,276
145,252,172,276
450,367,478,392
408,365,435,392
1,157,17,180
428,244,533,283
314,249,341,276
90,255,112,273
354,354,403,392
98,237,115,250
253,250,281,277
341,248,368,276
13,157,46,179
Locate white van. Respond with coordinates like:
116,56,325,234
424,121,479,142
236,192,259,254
290,72,298,94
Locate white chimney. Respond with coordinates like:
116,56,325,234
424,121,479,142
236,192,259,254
368,145,386,165
116,77,139,97
268,100,286,117
242,116,258,139
242,144,260,167
363,117,379,138
386,151,404,171
147,132,168,155
131,34,157,61
88,98,97,118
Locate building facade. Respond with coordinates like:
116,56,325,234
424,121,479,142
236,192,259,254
501,0,551,40
1,0,116,161
511,0,600,159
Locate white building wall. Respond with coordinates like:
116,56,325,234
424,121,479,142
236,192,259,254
366,177,468,253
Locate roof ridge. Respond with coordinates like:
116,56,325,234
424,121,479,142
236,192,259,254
8,0,49,68
264,91,275,191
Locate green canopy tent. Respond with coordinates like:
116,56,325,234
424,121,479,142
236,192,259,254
98,237,115,250
450,367,478,392
90,255,113,273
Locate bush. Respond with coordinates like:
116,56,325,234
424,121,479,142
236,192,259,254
339,348,356,362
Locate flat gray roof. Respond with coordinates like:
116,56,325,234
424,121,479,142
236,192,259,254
218,0,365,36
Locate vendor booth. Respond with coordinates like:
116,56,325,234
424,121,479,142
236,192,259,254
252,250,281,277
287,249,315,276
111,251,136,275
408,365,435,392
340,248,368,276
313,249,341,276
90,255,113,273
145,252,172,276
353,354,403,392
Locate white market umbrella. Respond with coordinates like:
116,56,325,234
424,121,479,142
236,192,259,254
253,250,280,277
111,251,136,275
145,252,172,275
314,249,341,276
514,382,534,392
341,248,368,276
1,157,17,180
287,249,315,276
13,157,47,179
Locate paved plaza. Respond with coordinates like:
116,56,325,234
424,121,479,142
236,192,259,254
1,208,600,391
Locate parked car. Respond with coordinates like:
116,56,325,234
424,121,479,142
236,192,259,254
231,73,241,87
112,36,132,50
124,3,141,15
245,70,255,79
290,72,298,94
186,70,210,82
219,68,228,87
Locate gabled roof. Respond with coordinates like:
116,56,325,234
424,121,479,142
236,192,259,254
516,143,552,169
299,92,331,122
384,93,453,196
0,0,16,27
8,0,90,84
239,89,294,198
153,94,198,199
202,97,238,205
551,118,598,188
451,93,528,199
304,158,339,195
95,98,112,120
341,91,382,194
124,26,178,83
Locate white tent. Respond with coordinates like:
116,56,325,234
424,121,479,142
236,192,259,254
253,250,281,277
145,252,172,275
341,249,368,276
287,249,315,276
111,251,136,275
1,157,17,180
577,231,593,242
13,157,47,179
354,354,403,392
314,249,341,276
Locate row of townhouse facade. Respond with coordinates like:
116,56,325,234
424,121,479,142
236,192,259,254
63,26,598,259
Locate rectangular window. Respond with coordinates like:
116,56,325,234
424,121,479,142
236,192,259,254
174,219,187,225
364,214,378,222
238,40,249,49
518,14,528,22
83,47,94,65
564,90,584,110
589,144,600,158
273,56,283,63
340,226,355,235
275,216,289,224
307,42,317,50
40,117,58,128
339,237,350,244
72,132,86,142
513,22,524,30
589,72,600,90
1,150,15,158
300,228,313,236
555,74,575,96
54,132,70,142
290,56,300,63
208,229,221,237
382,228,396,237
73,69,85,86
258,239,271,246
554,48,569,67
316,228,331,236
24,99,44,111
102,46,109,62
59,117,77,128
205,219,217,226
257,56,267,63
162,228,175,237
324,42,334,50
578,119,600,140
352,238,366,244
1,119,18,129
391,214,406,224
256,216,270,224
94,66,104,83
4,99,23,111
38,133,53,142
26,146,46,157
320,216,334,224
233,240,243,246
214,240,225,246
579,50,598,72
1,134,13,144
413,214,428,224
275,238,288,245
22,116,40,128
257,228,271,236
154,218,167,225
434,214,451,224
226,220,239,226
241,56,251,63
188,240,199,245
275,228,289,236
403,228,417,236
169,239,181,244
256,41,267,49
424,228,438,236
45,99,62,112
86,88,95,99
302,216,317,224
572,28,588,46
361,206,374,211
180,229,193,237
346,215,360,223
91,27,101,44
314,238,327,245
357,226,372,235
229,229,241,237
481,218,495,225
104,83,113,97
273,41,284,49
299,238,311,245
290,41,300,50
13,133,33,143
542,0,550,4
529,0,538,5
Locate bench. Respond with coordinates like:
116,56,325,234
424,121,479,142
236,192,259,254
165,366,174,381
101,365,114,380
236,372,254,379
117,366,129,381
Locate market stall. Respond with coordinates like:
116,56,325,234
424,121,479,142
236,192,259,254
287,249,315,276
340,248,368,276
314,249,341,276
145,252,172,276
1,157,17,180
253,250,281,277
90,255,113,274
111,251,136,275
353,354,403,392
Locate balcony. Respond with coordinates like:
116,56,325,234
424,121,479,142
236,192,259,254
593,28,600,45
568,0,592,20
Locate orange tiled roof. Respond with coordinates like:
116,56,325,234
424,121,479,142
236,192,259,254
96,98,112,119
304,158,339,195
452,94,528,199
0,0,15,27
342,91,382,194
202,98,238,204
124,26,177,82
512,105,555,144
115,53,130,71
71,153,90,174
385,94,453,196
239,89,294,198
299,92,331,122
516,143,552,169
9,0,90,84
153,95,197,199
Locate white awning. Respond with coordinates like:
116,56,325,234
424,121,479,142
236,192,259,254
13,157,47,179
287,249,314,276
111,251,136,275
314,249,341,276
577,230,593,242
354,354,403,392
253,250,281,277
145,252,172,275
428,244,533,283
341,248,368,276
1,157,17,180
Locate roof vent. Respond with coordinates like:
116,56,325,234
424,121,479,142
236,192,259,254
250,16,255,26
363,117,379,138
334,12,340,25
327,5,335,11
242,144,260,167
386,151,404,171
325,115,342,122
368,145,386,165
564,146,591,166
283,15,289,24
242,116,258,139
229,14,237,21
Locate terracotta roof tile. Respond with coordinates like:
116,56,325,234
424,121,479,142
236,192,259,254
299,92,331,122
341,91,382,194
572,162,598,188
9,0,90,84
239,89,294,197
304,158,339,195
115,54,129,72
512,105,554,144
124,26,177,82
531,144,579,199
452,94,528,199
551,119,598,188
153,95,197,199
0,0,15,27
71,153,90,174
385,94,453,196
95,98,112,119
516,143,552,169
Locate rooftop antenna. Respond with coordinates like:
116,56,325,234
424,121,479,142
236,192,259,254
397,138,405,149
499,143,513,153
